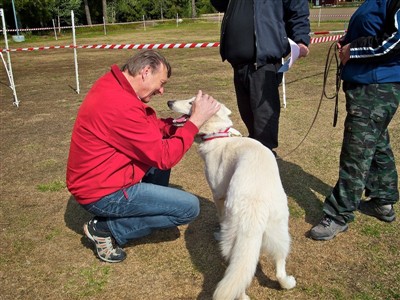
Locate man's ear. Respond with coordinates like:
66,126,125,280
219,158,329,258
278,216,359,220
141,66,150,80
145,66,151,76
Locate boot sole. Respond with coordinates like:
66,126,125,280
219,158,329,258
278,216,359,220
358,209,396,223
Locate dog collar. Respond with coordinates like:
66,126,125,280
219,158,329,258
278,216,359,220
200,127,242,141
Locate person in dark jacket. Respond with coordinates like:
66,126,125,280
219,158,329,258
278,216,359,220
310,0,400,241
210,0,310,154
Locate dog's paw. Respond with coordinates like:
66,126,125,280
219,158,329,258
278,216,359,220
278,275,296,290
238,294,250,300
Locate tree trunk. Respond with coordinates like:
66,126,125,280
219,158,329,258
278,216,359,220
102,0,108,24
83,0,92,25
191,0,197,18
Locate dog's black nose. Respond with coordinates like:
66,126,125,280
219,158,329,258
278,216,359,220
167,100,174,108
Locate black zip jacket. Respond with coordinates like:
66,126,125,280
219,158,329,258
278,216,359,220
211,0,311,67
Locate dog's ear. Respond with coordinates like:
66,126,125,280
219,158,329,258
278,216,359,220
218,103,232,116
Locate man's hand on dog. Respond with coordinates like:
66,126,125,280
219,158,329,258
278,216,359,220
189,90,221,129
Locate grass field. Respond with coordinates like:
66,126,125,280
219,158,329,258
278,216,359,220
1,14,399,300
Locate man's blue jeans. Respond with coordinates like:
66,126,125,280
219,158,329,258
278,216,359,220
82,168,200,246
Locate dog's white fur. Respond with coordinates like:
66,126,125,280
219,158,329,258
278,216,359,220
168,98,296,300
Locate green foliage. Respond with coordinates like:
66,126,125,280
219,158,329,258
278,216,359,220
65,265,112,297
54,0,84,25
79,266,111,296
45,228,62,240
361,224,381,237
8,0,83,28
3,0,216,30
37,180,66,192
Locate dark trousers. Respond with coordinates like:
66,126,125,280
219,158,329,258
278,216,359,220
142,167,171,186
324,82,399,224
233,63,283,150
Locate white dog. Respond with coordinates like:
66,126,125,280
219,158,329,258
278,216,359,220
168,98,296,300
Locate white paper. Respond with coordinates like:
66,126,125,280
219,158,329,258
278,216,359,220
278,38,300,73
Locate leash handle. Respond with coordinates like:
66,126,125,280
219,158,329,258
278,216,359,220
333,62,342,127
323,41,342,127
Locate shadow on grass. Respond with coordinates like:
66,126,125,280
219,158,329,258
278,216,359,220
185,197,284,299
184,196,222,299
63,182,300,297
64,195,92,235
277,159,332,225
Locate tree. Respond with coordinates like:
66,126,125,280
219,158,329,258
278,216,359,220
102,0,107,23
53,0,83,26
83,0,92,25
1,0,217,30
191,0,196,18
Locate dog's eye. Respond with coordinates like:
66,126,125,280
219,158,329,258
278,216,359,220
189,101,193,106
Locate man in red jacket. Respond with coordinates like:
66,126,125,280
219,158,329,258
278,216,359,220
66,50,220,263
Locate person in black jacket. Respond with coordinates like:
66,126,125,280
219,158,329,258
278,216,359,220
210,0,310,154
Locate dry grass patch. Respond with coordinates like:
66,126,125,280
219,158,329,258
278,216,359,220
1,17,399,300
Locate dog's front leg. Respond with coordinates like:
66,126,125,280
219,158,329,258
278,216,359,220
213,197,225,241
214,197,225,223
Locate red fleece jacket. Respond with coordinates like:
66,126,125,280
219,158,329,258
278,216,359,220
66,65,198,204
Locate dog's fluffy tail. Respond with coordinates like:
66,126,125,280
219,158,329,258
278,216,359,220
213,211,264,300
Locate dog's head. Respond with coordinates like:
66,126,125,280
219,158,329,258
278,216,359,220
167,97,233,135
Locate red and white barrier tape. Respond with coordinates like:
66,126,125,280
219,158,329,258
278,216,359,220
311,30,345,35
0,42,219,52
0,36,342,52
310,34,342,44
310,14,352,18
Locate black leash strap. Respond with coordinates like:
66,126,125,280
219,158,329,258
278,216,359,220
323,41,342,127
279,41,342,159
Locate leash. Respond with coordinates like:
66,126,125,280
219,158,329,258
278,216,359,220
323,41,342,127
279,41,342,160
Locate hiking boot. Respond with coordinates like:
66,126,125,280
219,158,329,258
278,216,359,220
358,201,396,223
83,218,127,263
309,216,348,241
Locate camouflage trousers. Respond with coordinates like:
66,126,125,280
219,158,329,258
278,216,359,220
324,82,400,224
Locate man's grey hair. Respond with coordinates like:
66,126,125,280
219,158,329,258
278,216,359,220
122,49,172,78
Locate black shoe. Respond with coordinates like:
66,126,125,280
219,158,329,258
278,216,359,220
83,218,127,263
358,201,396,223
309,216,348,241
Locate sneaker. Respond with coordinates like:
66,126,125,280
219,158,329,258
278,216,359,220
309,216,348,241
83,218,127,263
358,201,396,223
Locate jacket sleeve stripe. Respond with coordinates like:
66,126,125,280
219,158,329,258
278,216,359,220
350,6,400,59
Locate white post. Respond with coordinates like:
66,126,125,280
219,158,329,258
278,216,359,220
176,13,178,27
0,8,19,107
318,7,322,27
143,15,146,31
103,16,107,35
71,10,80,94
52,19,58,40
281,58,286,109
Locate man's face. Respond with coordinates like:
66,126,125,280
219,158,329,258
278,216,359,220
138,64,168,103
